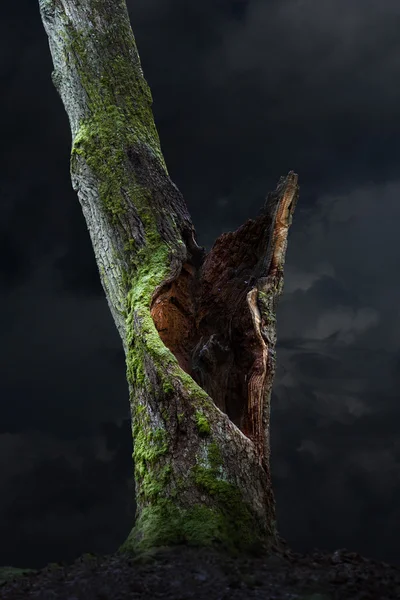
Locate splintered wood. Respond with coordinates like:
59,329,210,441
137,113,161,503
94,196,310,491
152,172,299,459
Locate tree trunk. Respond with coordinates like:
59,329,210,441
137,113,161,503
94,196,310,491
38,0,299,556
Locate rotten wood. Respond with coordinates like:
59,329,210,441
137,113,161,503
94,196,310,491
152,173,299,457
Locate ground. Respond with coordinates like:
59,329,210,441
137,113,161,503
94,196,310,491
0,543,399,599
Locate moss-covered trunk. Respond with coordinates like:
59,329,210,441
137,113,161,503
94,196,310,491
38,0,299,555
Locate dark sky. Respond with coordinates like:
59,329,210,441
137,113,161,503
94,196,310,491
1,0,400,569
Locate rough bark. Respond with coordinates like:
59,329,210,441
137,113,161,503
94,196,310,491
38,0,299,556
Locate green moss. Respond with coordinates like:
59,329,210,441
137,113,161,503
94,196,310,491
195,410,211,436
65,16,168,232
122,436,264,555
208,442,223,470
139,465,171,500
177,370,210,400
120,500,216,553
119,496,261,556
162,380,174,395
191,437,264,551
123,238,136,253
0,567,37,585
132,409,169,502
124,263,213,409
131,399,172,503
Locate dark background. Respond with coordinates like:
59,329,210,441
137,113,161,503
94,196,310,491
1,0,400,569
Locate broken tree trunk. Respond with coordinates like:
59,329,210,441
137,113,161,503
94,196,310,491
38,0,299,555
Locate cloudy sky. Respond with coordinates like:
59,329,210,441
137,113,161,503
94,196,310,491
1,0,400,568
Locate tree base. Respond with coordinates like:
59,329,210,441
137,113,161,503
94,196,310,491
118,498,273,558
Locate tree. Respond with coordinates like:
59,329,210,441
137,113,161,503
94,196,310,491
38,0,299,556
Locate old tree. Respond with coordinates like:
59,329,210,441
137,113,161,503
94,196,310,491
39,0,298,556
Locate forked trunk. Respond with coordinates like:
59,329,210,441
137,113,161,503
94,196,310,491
38,0,299,555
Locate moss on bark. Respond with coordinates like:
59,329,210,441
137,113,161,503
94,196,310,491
120,496,266,557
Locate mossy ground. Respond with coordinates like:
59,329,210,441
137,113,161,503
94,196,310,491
0,566,37,585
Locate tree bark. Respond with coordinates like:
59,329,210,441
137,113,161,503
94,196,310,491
38,0,299,555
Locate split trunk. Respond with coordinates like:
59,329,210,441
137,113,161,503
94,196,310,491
38,0,299,555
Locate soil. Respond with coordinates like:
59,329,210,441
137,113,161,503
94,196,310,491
1,542,399,599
